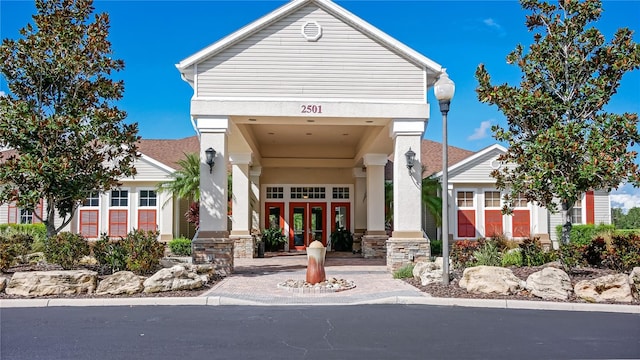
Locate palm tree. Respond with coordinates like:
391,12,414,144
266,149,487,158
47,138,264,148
384,168,442,231
156,153,201,202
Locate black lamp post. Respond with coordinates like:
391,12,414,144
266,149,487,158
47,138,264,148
434,68,455,285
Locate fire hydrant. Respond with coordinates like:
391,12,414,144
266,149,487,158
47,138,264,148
306,240,326,284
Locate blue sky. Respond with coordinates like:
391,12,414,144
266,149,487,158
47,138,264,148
1,0,639,209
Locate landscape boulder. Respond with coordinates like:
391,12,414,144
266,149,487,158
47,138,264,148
459,266,525,295
526,267,572,300
96,271,145,295
143,265,208,293
413,258,451,286
629,267,640,300
0,276,8,292
574,274,633,303
5,270,97,297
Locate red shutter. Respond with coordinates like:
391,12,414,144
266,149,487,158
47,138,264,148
137,209,157,232
109,210,128,237
80,210,99,238
7,203,17,224
484,210,503,237
586,191,595,225
457,210,476,238
512,210,530,238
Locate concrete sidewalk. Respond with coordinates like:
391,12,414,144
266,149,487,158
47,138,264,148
1,254,638,313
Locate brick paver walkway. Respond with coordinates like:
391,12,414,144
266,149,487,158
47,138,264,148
201,253,428,305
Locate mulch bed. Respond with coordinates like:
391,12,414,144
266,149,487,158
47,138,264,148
0,262,220,300
404,265,640,304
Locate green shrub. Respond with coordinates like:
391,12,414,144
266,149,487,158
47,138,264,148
584,237,607,266
169,237,192,256
501,249,522,267
8,233,34,264
555,224,616,245
330,228,353,252
602,233,640,272
451,240,481,270
122,229,164,275
519,238,554,266
0,235,17,271
0,223,47,252
262,227,287,252
615,229,640,236
430,239,442,256
559,242,587,272
393,264,415,279
92,234,128,274
472,240,502,267
43,232,90,270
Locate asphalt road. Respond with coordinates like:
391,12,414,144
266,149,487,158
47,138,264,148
1,305,638,360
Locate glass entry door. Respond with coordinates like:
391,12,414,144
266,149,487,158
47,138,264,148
289,202,326,250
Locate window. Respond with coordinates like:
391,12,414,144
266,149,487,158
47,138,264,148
484,191,501,208
571,198,583,224
139,190,157,207
266,187,284,199
514,193,528,208
457,191,473,207
291,187,325,199
332,187,350,199
19,209,33,224
83,191,100,207
111,190,128,207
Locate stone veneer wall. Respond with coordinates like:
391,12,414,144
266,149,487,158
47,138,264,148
352,232,364,255
386,238,430,272
192,238,234,275
362,235,388,259
231,236,255,258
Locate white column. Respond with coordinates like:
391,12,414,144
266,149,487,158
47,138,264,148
197,117,229,235
352,167,367,233
230,153,252,236
250,166,262,231
390,119,425,238
363,154,388,234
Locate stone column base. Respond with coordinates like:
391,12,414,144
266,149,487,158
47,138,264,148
230,235,254,258
192,237,234,275
362,235,388,259
386,237,430,272
352,231,364,256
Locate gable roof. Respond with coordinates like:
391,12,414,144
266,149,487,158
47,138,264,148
137,136,199,170
432,143,507,179
176,0,443,85
385,140,476,180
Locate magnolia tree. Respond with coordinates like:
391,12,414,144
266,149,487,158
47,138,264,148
0,0,139,237
476,0,640,244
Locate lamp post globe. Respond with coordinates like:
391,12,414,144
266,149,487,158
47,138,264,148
434,68,454,285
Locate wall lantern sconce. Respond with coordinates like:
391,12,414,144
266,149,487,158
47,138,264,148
405,147,416,170
205,147,216,174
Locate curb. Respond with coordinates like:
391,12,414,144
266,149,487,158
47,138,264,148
1,296,638,313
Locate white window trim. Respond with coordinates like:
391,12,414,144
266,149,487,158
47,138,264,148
482,189,502,210
454,188,477,239
81,191,101,208
138,188,158,208
109,188,130,208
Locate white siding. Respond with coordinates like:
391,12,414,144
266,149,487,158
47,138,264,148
594,190,611,224
196,4,424,101
0,203,8,225
448,150,503,184
124,158,173,181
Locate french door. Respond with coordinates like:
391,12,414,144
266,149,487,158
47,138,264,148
289,202,326,250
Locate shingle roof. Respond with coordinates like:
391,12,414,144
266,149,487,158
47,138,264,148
385,139,476,180
137,136,199,170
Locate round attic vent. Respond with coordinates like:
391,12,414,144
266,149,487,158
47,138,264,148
301,21,322,41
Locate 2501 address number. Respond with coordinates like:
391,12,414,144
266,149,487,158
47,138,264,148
300,105,322,114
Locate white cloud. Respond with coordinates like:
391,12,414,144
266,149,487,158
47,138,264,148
483,18,506,37
0,91,5,97
611,184,640,213
468,120,492,141
483,18,501,29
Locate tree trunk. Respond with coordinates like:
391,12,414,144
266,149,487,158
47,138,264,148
561,200,573,245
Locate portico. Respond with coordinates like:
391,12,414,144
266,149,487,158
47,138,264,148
176,0,444,272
